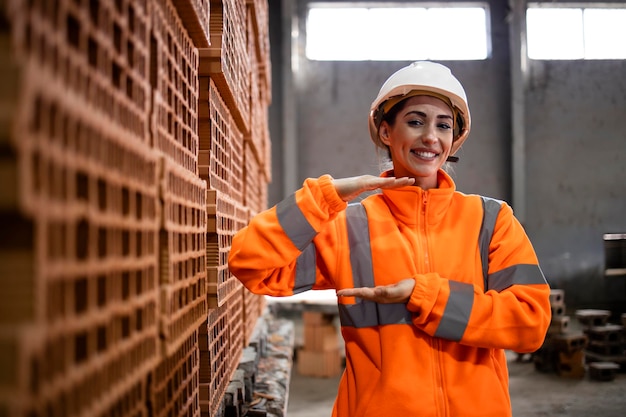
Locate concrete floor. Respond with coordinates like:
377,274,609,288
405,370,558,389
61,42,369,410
286,353,626,417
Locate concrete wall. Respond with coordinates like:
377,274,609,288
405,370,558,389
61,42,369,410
268,0,626,312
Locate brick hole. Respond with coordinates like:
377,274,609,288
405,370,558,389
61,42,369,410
135,191,142,220
24,21,33,53
122,186,130,215
136,269,143,294
37,32,46,64
48,102,58,139
128,4,135,33
76,218,89,260
149,35,157,88
135,308,143,331
29,356,40,395
51,43,60,75
122,230,130,256
127,40,134,68
32,95,43,133
97,227,107,258
61,114,70,148
126,76,133,100
121,271,130,300
57,222,67,258
113,23,122,53
88,36,98,68
121,315,130,339
66,14,80,50
148,266,154,289
76,171,88,201
45,162,56,199
74,277,88,314
46,280,62,319
136,230,142,257
89,0,99,25
47,222,57,260
74,332,88,364
112,62,122,89
59,165,67,201
97,178,107,211
146,228,155,255
97,275,106,307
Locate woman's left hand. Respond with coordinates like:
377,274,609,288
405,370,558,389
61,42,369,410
337,278,415,304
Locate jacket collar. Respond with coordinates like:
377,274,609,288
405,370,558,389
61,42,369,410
379,169,456,225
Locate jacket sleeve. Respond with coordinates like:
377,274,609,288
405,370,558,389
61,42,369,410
227,175,347,296
407,201,552,352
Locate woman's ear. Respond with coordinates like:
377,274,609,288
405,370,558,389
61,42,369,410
379,122,391,146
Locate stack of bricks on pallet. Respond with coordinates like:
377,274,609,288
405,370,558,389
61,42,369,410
0,0,272,416
533,289,589,378
297,311,343,378
576,309,626,381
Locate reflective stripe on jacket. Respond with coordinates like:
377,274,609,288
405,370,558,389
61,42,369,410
228,170,552,417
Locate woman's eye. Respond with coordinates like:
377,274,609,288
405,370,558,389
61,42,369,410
408,120,423,126
438,123,452,130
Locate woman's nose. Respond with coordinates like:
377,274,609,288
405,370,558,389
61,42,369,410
421,124,438,143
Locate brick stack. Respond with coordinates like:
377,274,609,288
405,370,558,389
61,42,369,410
0,0,271,416
296,311,343,378
576,309,626,381
533,289,588,378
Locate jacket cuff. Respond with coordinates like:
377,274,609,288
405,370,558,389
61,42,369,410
407,273,440,323
318,174,348,213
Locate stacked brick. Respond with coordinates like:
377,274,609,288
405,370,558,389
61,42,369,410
533,290,588,378
0,1,160,416
0,0,271,416
296,311,343,378
576,309,626,381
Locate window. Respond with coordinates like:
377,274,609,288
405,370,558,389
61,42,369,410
305,3,490,61
526,5,626,60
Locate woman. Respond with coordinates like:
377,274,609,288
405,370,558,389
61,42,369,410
228,61,551,417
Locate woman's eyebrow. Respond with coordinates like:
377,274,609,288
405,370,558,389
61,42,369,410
405,110,453,120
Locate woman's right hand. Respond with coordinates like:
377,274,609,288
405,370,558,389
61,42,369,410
333,175,415,202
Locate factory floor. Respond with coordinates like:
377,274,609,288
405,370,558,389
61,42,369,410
286,351,626,417
268,293,626,417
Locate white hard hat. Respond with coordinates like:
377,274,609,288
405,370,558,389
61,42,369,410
368,61,471,156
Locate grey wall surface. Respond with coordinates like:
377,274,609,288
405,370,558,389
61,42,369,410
525,60,626,311
267,0,626,313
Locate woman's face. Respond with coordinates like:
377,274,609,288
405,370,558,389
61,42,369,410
378,95,454,190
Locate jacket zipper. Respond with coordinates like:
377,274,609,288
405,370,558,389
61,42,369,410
421,193,430,271
422,192,447,417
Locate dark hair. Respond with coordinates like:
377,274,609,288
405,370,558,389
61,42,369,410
377,98,410,160
381,98,409,128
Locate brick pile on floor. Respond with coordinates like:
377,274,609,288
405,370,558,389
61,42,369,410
532,289,588,378
577,309,626,381
530,289,625,382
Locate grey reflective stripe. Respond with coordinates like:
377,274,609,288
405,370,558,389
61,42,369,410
294,244,317,293
434,281,474,341
276,193,317,251
488,264,548,292
479,196,501,291
339,203,412,328
345,204,374,288
339,300,413,328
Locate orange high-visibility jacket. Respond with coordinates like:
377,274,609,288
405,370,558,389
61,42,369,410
228,170,551,417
